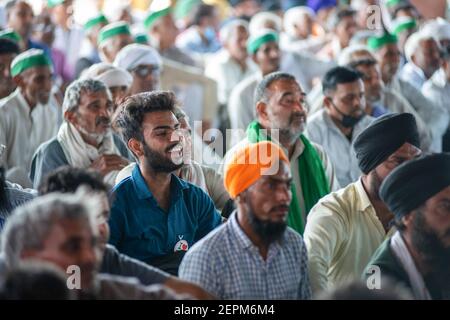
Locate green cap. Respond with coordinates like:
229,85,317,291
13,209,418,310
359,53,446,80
385,0,402,7
393,18,417,35
134,33,149,44
247,30,279,54
47,0,65,8
98,22,131,46
144,7,172,30
11,49,52,77
84,14,108,31
0,28,22,43
367,33,398,50
174,0,201,20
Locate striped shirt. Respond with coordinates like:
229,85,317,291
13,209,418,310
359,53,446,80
0,182,36,231
179,212,312,300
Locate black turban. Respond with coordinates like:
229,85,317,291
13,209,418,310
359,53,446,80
380,153,450,218
353,113,420,174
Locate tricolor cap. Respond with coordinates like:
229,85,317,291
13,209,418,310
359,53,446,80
367,33,398,51
11,49,52,77
98,21,131,46
0,28,22,43
247,29,279,54
84,14,109,31
144,0,172,30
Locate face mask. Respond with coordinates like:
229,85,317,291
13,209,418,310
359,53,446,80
329,99,365,128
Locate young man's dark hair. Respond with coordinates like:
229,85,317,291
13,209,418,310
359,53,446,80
191,4,216,27
38,166,108,196
0,261,74,300
322,66,363,96
114,91,178,143
0,38,20,55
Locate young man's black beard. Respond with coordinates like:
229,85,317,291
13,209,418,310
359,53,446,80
411,208,450,283
246,198,287,246
0,167,9,211
143,143,184,174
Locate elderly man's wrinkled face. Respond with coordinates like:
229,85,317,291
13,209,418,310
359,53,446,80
253,41,280,75
20,217,100,291
129,64,160,95
354,63,382,103
7,1,34,38
370,142,421,198
376,43,401,83
413,39,441,79
0,52,17,98
15,66,53,106
243,161,292,244
108,85,129,108
259,79,307,143
67,89,113,140
138,111,184,173
226,25,249,63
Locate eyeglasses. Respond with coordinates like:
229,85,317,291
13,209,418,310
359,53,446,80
130,65,160,78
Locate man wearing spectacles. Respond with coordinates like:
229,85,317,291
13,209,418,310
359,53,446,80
114,44,162,95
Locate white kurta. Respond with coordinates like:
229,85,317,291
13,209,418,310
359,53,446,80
53,25,85,77
204,50,258,105
0,89,59,186
304,109,374,188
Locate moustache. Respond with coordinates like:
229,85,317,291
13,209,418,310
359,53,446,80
290,112,306,122
95,117,110,127
271,204,290,212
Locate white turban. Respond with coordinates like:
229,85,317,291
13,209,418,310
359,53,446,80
82,62,133,88
422,17,450,43
404,29,436,62
113,43,162,71
283,6,315,38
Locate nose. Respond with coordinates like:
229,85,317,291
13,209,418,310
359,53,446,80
275,184,292,203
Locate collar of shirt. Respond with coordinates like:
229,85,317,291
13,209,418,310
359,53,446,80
14,89,46,117
322,109,364,141
131,164,189,204
288,137,305,161
353,178,373,213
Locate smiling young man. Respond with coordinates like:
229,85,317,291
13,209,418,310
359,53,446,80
30,78,130,188
110,91,222,275
179,141,311,299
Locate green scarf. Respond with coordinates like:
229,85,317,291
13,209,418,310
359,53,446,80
247,121,330,234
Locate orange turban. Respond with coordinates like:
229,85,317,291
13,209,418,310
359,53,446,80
224,141,290,199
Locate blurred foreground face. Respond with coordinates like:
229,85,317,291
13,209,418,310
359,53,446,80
21,217,100,291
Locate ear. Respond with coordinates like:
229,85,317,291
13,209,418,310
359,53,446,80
401,212,415,229
128,138,144,158
13,74,24,87
256,101,268,123
64,110,77,126
323,95,332,110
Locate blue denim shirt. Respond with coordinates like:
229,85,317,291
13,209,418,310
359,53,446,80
109,165,222,265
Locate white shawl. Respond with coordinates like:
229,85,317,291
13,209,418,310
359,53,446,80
57,122,121,186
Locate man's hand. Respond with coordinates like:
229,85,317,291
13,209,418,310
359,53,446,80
90,155,129,177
